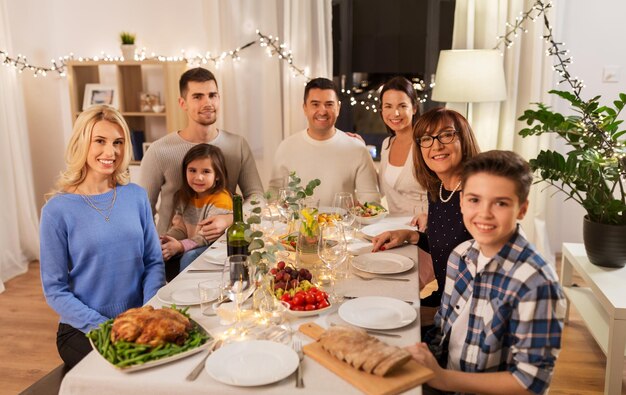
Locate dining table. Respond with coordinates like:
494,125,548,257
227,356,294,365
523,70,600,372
58,215,425,395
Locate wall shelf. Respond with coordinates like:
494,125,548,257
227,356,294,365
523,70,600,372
66,60,188,160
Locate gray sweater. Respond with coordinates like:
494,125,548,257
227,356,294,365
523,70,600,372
139,130,264,233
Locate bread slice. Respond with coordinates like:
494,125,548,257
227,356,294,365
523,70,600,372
373,348,412,376
346,337,384,369
361,345,398,373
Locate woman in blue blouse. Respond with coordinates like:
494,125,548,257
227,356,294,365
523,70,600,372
372,107,480,308
40,105,165,368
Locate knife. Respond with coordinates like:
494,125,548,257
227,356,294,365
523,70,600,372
330,323,401,338
185,339,223,381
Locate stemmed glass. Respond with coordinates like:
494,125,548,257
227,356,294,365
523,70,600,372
278,187,300,234
278,188,300,220
221,255,253,326
317,222,348,303
333,192,355,236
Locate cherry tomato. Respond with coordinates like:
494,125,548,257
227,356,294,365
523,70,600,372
309,287,319,294
315,293,327,303
305,294,316,304
318,299,330,309
281,293,292,302
292,305,305,311
292,295,305,306
304,304,316,311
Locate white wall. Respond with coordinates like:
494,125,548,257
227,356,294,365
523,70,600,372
546,0,626,253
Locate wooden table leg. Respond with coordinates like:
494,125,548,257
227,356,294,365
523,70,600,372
605,318,626,395
560,253,573,323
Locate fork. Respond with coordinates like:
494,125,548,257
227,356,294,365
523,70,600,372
352,272,409,282
293,339,304,388
185,339,222,381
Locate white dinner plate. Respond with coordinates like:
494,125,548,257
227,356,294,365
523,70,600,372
361,222,416,238
205,340,299,386
338,296,417,330
157,279,202,305
351,252,414,274
201,248,227,265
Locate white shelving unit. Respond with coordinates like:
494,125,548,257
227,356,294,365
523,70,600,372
561,243,626,395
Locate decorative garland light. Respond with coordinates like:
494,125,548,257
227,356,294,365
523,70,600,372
0,30,310,81
342,78,429,114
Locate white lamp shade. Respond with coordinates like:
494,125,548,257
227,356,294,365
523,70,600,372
431,49,507,103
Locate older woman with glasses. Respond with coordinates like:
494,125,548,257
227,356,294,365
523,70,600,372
372,107,480,308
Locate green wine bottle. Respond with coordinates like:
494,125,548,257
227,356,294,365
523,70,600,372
226,194,250,256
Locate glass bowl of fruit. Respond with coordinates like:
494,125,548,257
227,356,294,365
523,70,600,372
354,202,387,225
270,261,332,317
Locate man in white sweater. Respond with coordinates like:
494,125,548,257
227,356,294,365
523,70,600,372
139,68,263,238
270,78,379,206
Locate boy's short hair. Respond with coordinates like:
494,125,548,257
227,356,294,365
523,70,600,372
303,77,338,103
179,67,217,97
461,150,533,202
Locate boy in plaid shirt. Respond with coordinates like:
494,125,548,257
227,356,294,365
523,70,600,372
408,150,566,395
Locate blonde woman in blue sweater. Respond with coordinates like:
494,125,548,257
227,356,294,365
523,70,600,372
40,105,165,368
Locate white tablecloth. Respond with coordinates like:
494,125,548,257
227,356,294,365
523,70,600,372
59,217,423,395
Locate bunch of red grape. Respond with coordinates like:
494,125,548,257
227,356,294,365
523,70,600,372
269,261,312,294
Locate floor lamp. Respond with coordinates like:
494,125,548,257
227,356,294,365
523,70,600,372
431,49,507,124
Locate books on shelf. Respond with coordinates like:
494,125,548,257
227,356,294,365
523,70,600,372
131,130,145,161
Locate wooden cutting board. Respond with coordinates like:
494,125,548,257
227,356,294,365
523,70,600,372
299,323,434,395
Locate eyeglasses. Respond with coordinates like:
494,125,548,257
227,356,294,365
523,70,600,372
416,130,458,148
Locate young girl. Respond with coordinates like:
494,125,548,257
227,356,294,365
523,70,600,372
160,143,233,280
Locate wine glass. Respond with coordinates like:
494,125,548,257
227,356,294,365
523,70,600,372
317,222,348,302
333,192,355,234
277,187,299,222
221,255,252,326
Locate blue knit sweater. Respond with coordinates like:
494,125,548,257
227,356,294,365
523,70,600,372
40,183,165,332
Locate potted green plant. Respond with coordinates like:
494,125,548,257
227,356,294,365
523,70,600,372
119,32,136,60
519,90,626,267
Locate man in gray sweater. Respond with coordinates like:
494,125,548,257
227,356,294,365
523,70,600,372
139,67,263,240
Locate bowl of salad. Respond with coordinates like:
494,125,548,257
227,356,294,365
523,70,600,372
354,202,387,224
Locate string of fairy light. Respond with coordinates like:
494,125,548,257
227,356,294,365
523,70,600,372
0,30,309,79
0,2,591,115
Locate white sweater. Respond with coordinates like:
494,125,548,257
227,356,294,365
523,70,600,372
270,129,380,206
379,136,428,215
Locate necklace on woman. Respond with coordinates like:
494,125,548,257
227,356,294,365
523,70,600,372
439,180,462,203
78,186,117,222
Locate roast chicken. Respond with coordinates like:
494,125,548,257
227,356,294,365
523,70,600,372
318,325,411,376
111,306,192,347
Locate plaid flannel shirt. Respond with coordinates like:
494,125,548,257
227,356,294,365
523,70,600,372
427,226,566,395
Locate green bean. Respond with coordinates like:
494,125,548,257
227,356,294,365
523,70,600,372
89,307,212,368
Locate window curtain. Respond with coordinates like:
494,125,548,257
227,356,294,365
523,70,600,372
0,0,40,293
450,0,557,261
201,0,332,188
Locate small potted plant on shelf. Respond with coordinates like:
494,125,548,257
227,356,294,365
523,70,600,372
119,31,136,60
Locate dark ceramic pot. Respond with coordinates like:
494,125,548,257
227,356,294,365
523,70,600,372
582,216,626,268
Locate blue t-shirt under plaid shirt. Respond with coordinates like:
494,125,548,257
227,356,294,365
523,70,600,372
426,226,566,395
